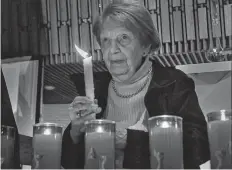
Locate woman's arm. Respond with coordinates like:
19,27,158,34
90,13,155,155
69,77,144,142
171,76,210,169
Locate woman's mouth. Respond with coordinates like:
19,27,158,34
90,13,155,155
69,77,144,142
108,60,128,75
110,60,125,65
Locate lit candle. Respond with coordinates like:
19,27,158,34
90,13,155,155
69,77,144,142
1,126,16,169
85,131,115,169
75,45,95,102
207,110,232,169
149,126,183,169
32,123,63,169
148,115,183,169
85,120,116,169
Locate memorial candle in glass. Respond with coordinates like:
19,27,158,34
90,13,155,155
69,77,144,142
207,110,232,169
148,115,183,169
1,125,16,169
85,120,115,169
32,123,63,169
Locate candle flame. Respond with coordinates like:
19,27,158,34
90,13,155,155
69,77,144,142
220,109,226,121
44,129,52,135
161,121,170,128
75,44,89,59
96,126,104,133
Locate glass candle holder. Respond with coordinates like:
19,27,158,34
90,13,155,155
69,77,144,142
32,122,63,169
84,119,116,169
206,110,232,169
1,125,16,169
148,115,183,169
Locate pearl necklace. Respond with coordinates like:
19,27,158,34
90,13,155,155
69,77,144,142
111,67,152,98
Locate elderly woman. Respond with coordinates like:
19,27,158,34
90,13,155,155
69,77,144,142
61,1,210,169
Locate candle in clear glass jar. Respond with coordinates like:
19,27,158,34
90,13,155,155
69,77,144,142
148,115,183,169
32,123,63,169
207,110,232,169
1,125,16,169
85,120,115,169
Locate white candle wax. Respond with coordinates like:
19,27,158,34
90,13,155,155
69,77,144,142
1,136,15,169
83,56,95,102
32,133,62,169
85,132,115,169
208,120,232,169
149,127,183,169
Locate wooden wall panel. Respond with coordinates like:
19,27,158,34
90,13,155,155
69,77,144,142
211,0,222,37
19,0,29,53
49,0,59,55
91,0,100,23
80,0,89,18
40,28,49,56
91,0,101,61
198,8,208,39
11,0,20,54
80,23,91,53
2,0,10,30
173,11,182,42
198,0,206,4
1,0,231,64
150,12,158,30
60,0,68,21
148,0,156,10
41,0,48,24
20,0,28,27
70,0,80,48
2,0,44,58
29,1,40,55
224,4,232,36
160,0,171,43
172,0,180,7
185,0,195,40
2,0,10,53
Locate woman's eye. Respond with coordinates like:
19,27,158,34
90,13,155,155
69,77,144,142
122,35,128,39
101,38,110,48
121,34,129,41
118,34,131,46
102,38,109,43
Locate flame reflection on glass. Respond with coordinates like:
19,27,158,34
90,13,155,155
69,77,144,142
96,126,104,133
160,121,170,128
220,110,226,121
43,129,52,135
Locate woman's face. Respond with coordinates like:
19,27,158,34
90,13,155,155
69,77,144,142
100,19,147,82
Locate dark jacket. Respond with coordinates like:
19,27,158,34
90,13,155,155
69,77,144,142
61,61,210,169
1,70,21,169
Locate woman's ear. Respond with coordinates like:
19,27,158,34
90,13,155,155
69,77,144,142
142,44,152,57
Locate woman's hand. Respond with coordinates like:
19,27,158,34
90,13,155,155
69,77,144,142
69,96,102,144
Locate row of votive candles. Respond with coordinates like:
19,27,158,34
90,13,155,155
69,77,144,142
1,110,231,169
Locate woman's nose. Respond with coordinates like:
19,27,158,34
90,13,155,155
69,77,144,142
110,40,120,54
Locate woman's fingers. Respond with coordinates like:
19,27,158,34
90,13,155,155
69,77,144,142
94,99,98,104
70,96,92,106
70,104,100,114
69,106,101,121
69,96,102,121
71,112,96,129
